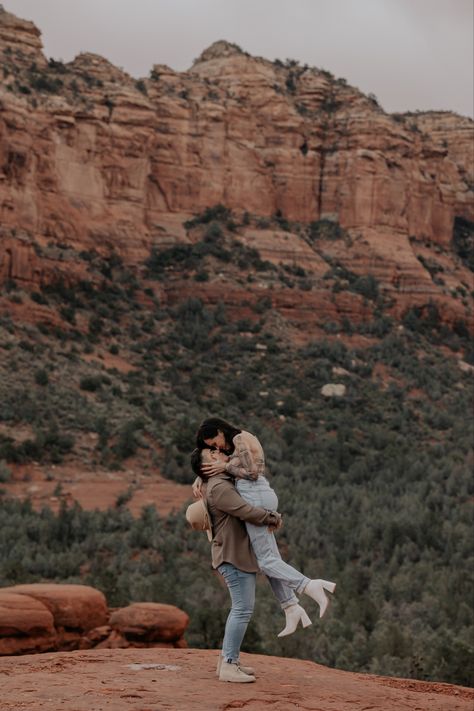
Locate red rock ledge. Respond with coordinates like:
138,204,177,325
1,647,472,711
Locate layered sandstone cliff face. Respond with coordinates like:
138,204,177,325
0,8,472,332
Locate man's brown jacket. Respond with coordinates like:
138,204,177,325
204,472,281,572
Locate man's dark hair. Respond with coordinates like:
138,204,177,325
190,448,203,478
196,417,241,452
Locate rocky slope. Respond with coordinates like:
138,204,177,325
1,458,192,517
1,647,473,711
0,7,472,335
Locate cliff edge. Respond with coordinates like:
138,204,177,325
2,647,472,710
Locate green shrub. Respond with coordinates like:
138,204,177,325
28,70,63,93
115,485,134,507
31,291,48,305
135,79,147,95
452,216,474,271
113,418,145,461
34,369,49,386
48,58,67,73
308,219,344,241
352,275,379,301
203,222,223,242
0,460,12,482
146,245,195,275
88,315,103,337
79,375,103,392
184,204,231,229
0,427,74,464
285,73,297,93
274,210,291,231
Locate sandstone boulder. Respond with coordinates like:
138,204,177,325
321,383,347,398
1,584,108,632
110,602,189,643
0,585,190,655
0,590,57,655
92,629,129,650
77,624,113,650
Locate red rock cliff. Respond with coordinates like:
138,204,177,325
0,9,473,332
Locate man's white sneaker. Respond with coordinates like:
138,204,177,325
216,655,255,676
219,660,256,683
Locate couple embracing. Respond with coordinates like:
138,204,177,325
188,417,336,683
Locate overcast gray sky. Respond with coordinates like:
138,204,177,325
5,0,474,117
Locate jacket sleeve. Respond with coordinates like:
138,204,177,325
211,480,280,527
224,433,264,481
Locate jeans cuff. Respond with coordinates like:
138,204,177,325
281,598,299,610
296,577,310,595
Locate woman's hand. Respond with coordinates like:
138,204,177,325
192,476,203,498
201,461,227,476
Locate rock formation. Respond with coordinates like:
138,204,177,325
1,647,473,711
0,583,188,655
0,589,56,655
0,8,472,334
108,602,189,646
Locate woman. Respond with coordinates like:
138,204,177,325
193,417,336,636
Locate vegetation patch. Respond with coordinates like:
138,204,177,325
452,216,474,272
0,232,472,686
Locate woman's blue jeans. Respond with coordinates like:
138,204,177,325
218,563,256,663
236,477,310,607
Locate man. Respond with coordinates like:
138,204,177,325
190,446,282,683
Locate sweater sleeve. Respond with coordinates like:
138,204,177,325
211,480,280,527
223,455,249,479
224,433,264,480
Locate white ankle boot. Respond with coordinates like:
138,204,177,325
277,603,312,637
219,660,256,683
304,579,336,618
216,655,255,676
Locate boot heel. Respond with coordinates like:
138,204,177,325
277,604,312,637
304,579,337,618
322,580,336,594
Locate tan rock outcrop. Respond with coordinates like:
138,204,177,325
0,237,44,284
109,602,189,643
404,111,474,187
321,383,347,398
0,5,46,68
